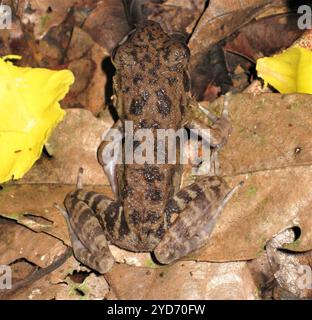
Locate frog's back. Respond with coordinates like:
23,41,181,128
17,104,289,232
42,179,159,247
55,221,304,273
112,20,190,250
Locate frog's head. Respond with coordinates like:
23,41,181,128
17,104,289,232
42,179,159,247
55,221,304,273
112,20,190,71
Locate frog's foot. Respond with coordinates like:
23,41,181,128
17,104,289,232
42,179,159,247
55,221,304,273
76,167,84,189
202,92,231,147
154,176,243,264
98,119,124,198
187,92,232,148
63,190,115,274
187,93,232,176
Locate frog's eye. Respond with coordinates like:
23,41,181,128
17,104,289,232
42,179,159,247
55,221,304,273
163,41,190,68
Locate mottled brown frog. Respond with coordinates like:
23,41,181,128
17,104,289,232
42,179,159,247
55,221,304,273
62,20,237,273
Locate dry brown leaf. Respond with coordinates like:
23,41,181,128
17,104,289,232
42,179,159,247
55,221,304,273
0,199,110,299
106,261,258,300
0,182,154,271
17,0,78,39
1,255,96,300
144,0,206,35
1,184,77,244
64,27,109,114
0,218,67,268
266,229,312,299
189,0,275,66
20,109,113,186
192,94,312,261
82,0,130,54
188,0,294,98
248,228,312,299
217,94,312,176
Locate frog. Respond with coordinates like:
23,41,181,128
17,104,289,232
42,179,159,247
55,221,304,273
62,20,239,274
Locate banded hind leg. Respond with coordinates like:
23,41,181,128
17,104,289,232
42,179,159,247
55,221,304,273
154,176,242,264
61,169,119,273
63,189,115,274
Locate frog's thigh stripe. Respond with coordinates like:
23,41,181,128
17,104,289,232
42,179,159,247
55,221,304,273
64,194,115,273
155,190,211,264
170,183,204,211
72,190,113,214
64,192,111,254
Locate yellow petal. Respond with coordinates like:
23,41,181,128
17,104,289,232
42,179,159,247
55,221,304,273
256,47,312,94
0,56,74,183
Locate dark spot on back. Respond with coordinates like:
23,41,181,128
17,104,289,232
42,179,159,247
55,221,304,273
155,58,161,69
121,185,133,198
130,99,144,115
133,74,143,85
156,89,172,117
138,119,148,128
129,210,141,225
146,187,162,202
139,61,146,70
149,78,158,85
148,68,157,77
148,31,156,41
141,226,153,237
144,211,161,224
143,53,152,63
163,46,170,61
168,77,177,86
143,164,164,182
129,91,149,115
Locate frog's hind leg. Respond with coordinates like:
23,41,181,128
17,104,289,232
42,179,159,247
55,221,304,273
62,189,116,274
61,169,116,273
154,176,242,264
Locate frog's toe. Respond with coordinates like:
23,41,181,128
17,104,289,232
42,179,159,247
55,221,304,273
92,253,115,274
154,241,186,265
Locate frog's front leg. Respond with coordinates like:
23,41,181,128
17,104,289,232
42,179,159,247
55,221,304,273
154,176,242,264
185,93,232,147
185,93,232,175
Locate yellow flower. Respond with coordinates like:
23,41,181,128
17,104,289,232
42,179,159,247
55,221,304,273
0,55,74,183
256,47,312,94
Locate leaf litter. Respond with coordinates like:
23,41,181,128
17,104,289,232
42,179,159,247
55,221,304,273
1,0,312,300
